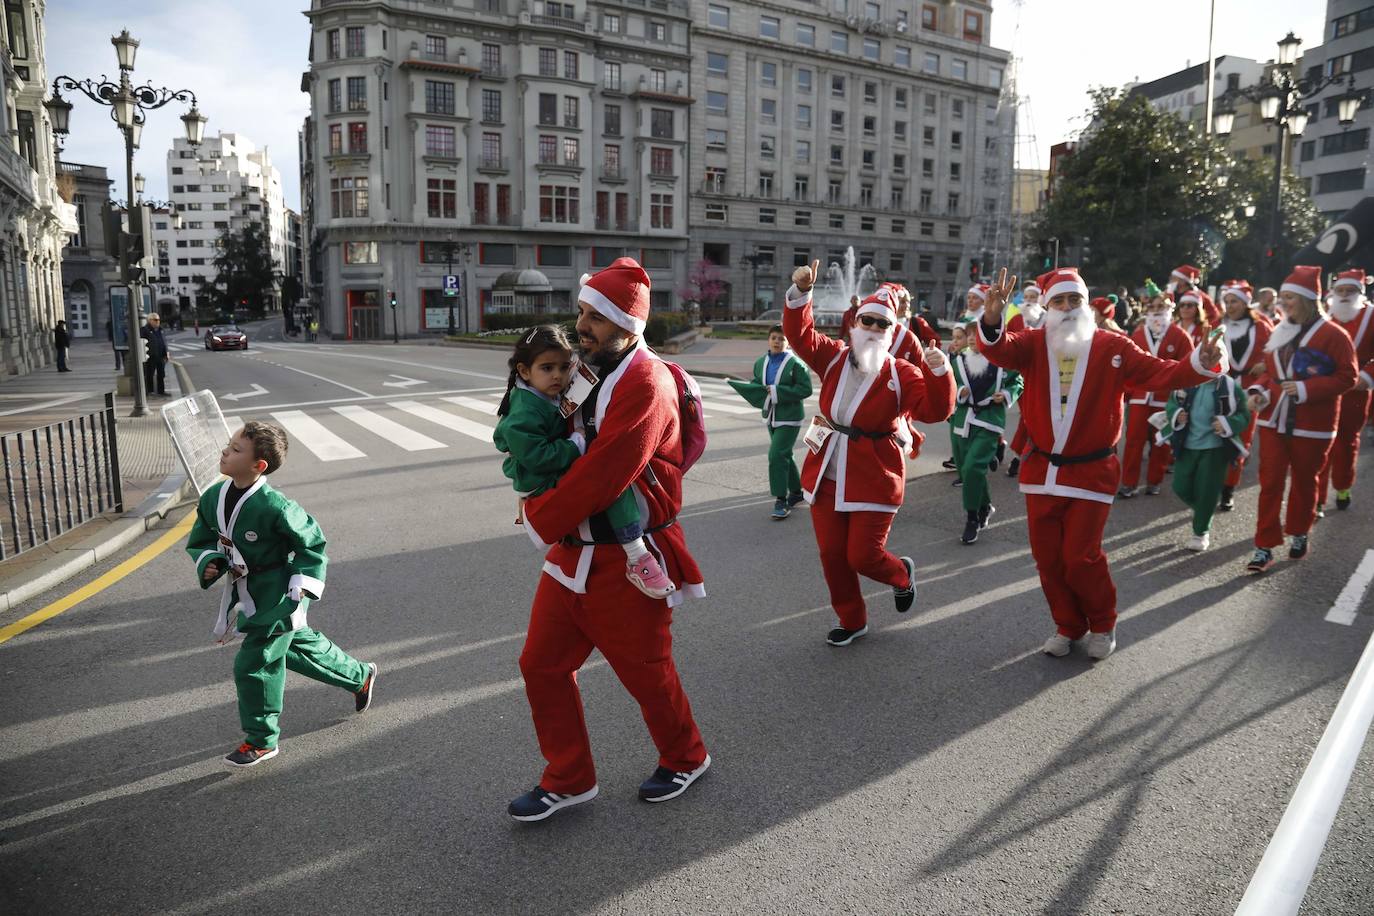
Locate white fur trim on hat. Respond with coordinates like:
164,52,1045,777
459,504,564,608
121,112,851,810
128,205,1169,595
579,284,648,335
1279,282,1318,301
1221,286,1251,305
1043,276,1089,302
1179,290,1202,305
1023,284,1041,295
967,286,988,302
1333,276,1365,290
856,301,897,322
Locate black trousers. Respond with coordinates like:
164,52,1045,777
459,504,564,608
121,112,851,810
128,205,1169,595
143,358,166,395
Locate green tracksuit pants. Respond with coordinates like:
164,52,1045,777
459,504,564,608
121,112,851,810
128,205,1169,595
234,625,368,749
953,427,999,513
1171,445,1232,536
768,424,802,500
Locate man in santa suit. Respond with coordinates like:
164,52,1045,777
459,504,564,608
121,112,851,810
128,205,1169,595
963,283,991,323
1256,287,1280,322
893,285,942,349
1316,270,1374,512
885,284,941,459
976,266,1228,660
1004,285,1047,478
785,260,955,646
1243,266,1358,574
1119,295,1194,497
1217,279,1273,511
511,257,710,821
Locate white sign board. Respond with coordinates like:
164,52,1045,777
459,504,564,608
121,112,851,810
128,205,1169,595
162,389,231,495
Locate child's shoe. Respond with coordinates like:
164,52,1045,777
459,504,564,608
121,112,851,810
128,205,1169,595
224,743,278,768
627,553,676,599
1186,532,1210,552
355,662,378,713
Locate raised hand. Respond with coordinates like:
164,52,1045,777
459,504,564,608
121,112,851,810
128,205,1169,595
792,259,822,293
983,267,1017,325
923,346,946,372
1197,338,1224,370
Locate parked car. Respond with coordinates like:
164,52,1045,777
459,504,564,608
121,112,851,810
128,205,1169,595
205,325,248,351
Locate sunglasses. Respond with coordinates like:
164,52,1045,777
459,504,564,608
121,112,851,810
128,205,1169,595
858,315,892,330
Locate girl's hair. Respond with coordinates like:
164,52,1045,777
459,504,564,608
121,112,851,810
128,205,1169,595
498,324,575,416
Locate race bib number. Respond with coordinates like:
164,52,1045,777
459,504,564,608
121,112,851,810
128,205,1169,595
803,416,835,455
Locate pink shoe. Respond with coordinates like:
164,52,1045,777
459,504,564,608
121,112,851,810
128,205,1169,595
626,553,676,599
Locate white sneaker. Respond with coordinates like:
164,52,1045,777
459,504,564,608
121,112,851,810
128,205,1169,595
1042,633,1073,657
1186,532,1210,552
1085,630,1117,660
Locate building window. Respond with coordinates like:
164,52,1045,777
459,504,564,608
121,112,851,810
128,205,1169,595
536,245,572,268
538,185,580,223
651,108,673,139
479,88,499,121
990,68,1003,88
331,177,369,218
761,98,777,123
895,88,908,110
829,213,845,230
947,192,960,212
604,61,621,91
797,68,813,94
562,136,579,165
564,96,579,127
923,125,936,146
863,38,880,60
328,123,343,155
538,135,558,164
345,26,365,57
482,43,501,74
761,62,777,87
705,128,728,150
604,144,621,174
707,52,728,76
895,120,907,140
795,211,811,228
921,5,937,29
760,172,776,197
347,76,367,111
651,193,674,228
759,207,777,225
760,16,780,39
893,153,906,173
327,79,342,113
539,48,556,76
708,3,729,28
1316,168,1367,193
427,178,456,218
923,53,940,74
348,122,367,153
951,130,963,150
828,178,844,203
949,161,961,180
539,93,557,125
426,125,456,157
919,188,933,210
952,59,968,81
603,13,621,33
795,140,811,163
863,115,877,136
830,111,844,132
952,98,964,119
860,184,874,206
963,10,983,40
831,31,848,54
482,133,502,167
864,82,878,104
707,91,729,116
564,50,579,79
1321,129,1370,156
831,75,845,98
605,104,622,135
924,92,937,115
424,35,446,58
797,104,812,128
651,147,674,176
896,46,911,68
648,21,666,42
480,244,516,266
326,29,340,60
794,175,809,198
428,81,457,116
892,218,906,234
705,203,728,222
948,223,961,239
704,167,727,192
796,23,815,46
761,135,776,158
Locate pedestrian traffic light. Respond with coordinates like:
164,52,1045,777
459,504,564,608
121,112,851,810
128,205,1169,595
969,260,979,282
389,290,397,308
1038,240,1053,270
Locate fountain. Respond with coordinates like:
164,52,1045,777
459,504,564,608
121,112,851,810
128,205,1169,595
812,247,879,327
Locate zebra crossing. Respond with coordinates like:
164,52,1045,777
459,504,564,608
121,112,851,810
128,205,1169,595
218,379,818,464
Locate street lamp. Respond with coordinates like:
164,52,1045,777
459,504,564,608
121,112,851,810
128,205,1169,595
443,234,471,335
50,31,206,417
1213,31,1363,284
134,172,145,196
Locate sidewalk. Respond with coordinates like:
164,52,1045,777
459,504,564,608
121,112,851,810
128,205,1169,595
0,336,194,611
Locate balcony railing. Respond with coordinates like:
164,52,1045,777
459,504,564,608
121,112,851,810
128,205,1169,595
594,218,638,232
530,14,585,31
478,156,510,171
472,212,518,226
481,62,506,78
600,165,623,180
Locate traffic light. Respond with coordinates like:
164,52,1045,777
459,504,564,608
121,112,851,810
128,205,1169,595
388,290,397,308
968,260,980,282
1038,240,1053,270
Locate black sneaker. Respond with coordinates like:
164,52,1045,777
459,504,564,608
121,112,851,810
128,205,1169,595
1289,534,1309,560
996,439,1007,465
1336,492,1352,511
826,624,869,646
355,662,378,713
508,784,599,822
961,515,980,545
941,458,957,470
1006,456,1020,478
894,556,917,612
224,743,279,768
786,492,806,508
1117,486,1137,498
1218,487,1234,512
771,499,790,520
952,477,963,488
978,503,996,529
639,755,712,802
1246,548,1275,575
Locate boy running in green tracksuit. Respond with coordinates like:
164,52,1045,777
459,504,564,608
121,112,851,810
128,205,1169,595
1158,372,1251,551
728,324,813,519
187,420,377,768
949,318,1023,544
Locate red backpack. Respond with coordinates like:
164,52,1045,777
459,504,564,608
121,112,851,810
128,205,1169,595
662,360,708,472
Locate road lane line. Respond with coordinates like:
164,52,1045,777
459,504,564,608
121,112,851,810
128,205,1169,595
698,399,756,415
209,386,506,414
256,347,504,380
442,395,499,416
389,399,493,442
271,410,366,461
258,360,371,397
1326,549,1374,626
0,510,196,646
331,404,446,451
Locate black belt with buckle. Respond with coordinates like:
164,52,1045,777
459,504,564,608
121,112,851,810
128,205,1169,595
1031,445,1115,467
562,518,678,548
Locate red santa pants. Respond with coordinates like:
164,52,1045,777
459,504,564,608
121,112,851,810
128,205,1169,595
1120,404,1171,488
810,478,909,631
1223,410,1260,489
1254,427,1334,549
1317,390,1372,503
1025,494,1117,638
519,559,707,794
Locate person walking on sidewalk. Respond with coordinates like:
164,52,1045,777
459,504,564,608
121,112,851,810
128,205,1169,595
140,312,169,396
1159,370,1251,551
53,320,71,372
728,324,812,520
185,421,378,768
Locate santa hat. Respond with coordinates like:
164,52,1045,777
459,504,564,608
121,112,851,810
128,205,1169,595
1281,265,1322,301
1171,264,1201,288
967,283,991,303
578,257,651,334
855,286,899,324
1332,269,1369,292
1090,296,1116,318
1037,267,1089,302
1179,289,1220,324
1023,283,1042,296
1220,279,1253,305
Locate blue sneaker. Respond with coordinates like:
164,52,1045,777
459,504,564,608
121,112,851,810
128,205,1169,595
786,492,806,508
1246,548,1275,575
638,754,711,803
507,784,598,822
771,499,790,520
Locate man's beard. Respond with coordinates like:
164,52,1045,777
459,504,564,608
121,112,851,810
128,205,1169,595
1330,296,1363,323
1021,301,1045,326
1265,317,1306,353
1145,314,1171,338
1223,314,1252,341
1045,306,1095,358
580,331,633,371
849,327,892,374
963,350,990,378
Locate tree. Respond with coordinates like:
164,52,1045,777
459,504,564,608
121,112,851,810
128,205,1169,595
1032,88,1322,290
677,259,728,322
1212,160,1324,284
196,222,276,317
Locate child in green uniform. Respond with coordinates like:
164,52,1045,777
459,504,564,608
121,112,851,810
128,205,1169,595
728,324,813,519
949,317,1023,544
494,325,675,598
187,420,377,769
1159,372,1252,551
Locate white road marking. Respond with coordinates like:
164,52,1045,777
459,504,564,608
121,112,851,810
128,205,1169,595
220,383,269,402
262,361,372,397
389,399,494,443
382,374,427,388
0,394,88,416
223,415,242,431
442,395,499,416
255,347,504,380
698,399,756,415
271,410,366,461
1326,549,1374,626
331,404,445,451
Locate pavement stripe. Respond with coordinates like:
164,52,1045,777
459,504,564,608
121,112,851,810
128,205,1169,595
271,410,367,461
330,404,446,451
442,395,499,417
0,510,196,646
268,362,372,398
1326,549,1374,626
389,399,494,443
699,399,756,415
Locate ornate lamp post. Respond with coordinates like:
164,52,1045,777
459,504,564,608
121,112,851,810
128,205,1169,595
47,29,206,416
1213,31,1364,284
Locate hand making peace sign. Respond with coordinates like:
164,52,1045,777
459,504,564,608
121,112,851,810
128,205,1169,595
982,267,1018,326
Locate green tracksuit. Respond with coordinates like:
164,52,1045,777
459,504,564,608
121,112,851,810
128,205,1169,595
187,478,367,750
1162,376,1251,536
949,352,1023,513
729,351,813,500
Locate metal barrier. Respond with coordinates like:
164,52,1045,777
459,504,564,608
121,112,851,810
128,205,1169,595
0,392,123,560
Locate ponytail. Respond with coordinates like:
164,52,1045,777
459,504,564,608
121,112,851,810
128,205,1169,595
497,324,575,417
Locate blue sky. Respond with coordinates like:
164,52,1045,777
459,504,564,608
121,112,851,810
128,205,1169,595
46,1,1328,206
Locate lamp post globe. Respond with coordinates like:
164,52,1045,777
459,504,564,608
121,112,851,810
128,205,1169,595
44,90,72,135
181,107,207,146
111,29,139,71
1276,31,1302,67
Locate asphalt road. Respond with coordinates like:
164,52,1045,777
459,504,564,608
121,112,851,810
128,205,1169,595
2,322,1373,915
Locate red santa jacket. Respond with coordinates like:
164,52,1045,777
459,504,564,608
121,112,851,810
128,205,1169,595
786,286,955,511
909,315,941,348
976,317,1226,503
1332,306,1374,386
1246,317,1357,440
1125,322,1193,407
1224,312,1273,380
522,341,704,605
887,323,923,363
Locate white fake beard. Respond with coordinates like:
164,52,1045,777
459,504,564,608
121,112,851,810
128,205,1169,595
1330,295,1363,323
1264,317,1305,353
1144,314,1171,337
1045,306,1096,359
1223,315,1252,341
1021,301,1045,326
962,350,990,378
850,327,892,374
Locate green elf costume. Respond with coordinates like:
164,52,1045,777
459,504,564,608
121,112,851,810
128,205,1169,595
1157,374,1251,550
187,477,371,755
949,333,1023,544
728,348,813,519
